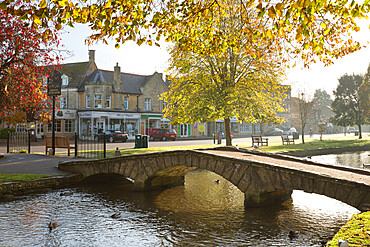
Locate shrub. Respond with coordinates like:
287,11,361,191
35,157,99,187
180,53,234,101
0,128,15,139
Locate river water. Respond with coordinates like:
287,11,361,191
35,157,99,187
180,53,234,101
0,152,367,246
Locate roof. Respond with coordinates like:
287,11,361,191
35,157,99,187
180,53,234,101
57,61,92,88
81,69,152,94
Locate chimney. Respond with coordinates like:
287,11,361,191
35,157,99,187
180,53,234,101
114,63,121,91
89,50,95,63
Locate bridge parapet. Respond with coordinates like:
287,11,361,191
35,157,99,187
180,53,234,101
58,148,370,211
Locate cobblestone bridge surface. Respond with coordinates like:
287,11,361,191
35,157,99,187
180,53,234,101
59,147,370,211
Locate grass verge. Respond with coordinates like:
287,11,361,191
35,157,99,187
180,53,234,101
0,173,53,183
73,135,369,157
326,212,370,246
251,135,369,153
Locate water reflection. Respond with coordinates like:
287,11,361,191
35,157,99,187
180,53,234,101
155,169,244,212
0,169,359,246
310,151,370,169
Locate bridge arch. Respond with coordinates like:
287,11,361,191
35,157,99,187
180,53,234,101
59,149,370,211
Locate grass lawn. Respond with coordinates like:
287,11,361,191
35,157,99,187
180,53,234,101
0,173,53,183
326,212,370,246
73,135,370,157
255,135,370,153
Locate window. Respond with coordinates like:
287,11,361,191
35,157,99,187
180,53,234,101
231,123,239,133
106,95,111,108
86,95,90,108
47,120,62,133
144,98,151,111
65,120,75,133
42,76,48,86
160,100,166,111
37,123,43,133
95,95,102,108
61,75,68,86
60,97,67,109
123,96,129,109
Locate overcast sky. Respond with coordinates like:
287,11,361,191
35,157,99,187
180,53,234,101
60,20,370,99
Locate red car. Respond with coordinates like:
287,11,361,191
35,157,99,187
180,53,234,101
150,129,177,141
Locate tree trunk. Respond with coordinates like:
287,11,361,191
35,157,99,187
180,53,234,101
358,124,362,139
301,124,305,144
224,117,232,146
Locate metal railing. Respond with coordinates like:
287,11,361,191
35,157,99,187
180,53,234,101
6,132,107,159
77,133,106,159
7,131,31,153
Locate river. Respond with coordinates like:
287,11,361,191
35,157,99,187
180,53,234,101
0,152,367,246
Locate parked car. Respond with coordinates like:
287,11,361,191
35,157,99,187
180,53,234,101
283,127,297,135
265,128,284,136
347,127,358,133
150,129,177,141
94,130,128,143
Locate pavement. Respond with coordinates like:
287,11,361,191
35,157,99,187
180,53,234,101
0,153,77,176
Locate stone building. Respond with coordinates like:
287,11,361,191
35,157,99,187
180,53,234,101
35,50,168,139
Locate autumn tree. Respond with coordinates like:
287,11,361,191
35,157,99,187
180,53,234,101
2,0,368,67
0,3,61,124
331,74,369,139
161,0,287,146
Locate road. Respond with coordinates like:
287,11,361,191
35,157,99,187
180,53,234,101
1,133,360,155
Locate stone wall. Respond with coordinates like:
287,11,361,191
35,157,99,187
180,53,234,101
0,174,82,197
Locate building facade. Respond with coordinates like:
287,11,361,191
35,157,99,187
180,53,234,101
34,50,169,139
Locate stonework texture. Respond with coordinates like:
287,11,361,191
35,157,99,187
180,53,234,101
58,149,370,211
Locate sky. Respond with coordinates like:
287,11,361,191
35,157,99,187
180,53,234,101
60,20,370,99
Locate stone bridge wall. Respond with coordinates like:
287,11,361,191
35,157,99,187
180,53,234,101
59,149,370,211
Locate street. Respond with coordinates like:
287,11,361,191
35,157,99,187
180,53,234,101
1,133,360,155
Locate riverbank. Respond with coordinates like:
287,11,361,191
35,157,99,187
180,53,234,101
326,211,370,246
0,174,82,197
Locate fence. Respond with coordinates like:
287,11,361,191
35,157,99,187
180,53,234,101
7,131,30,153
7,132,107,158
77,133,106,159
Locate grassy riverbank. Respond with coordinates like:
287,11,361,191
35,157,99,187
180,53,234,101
0,173,53,183
326,211,370,246
259,135,369,152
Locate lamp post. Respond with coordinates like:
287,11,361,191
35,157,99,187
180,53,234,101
47,70,62,156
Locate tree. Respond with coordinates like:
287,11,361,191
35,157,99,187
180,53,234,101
0,3,61,124
161,0,287,146
313,89,332,111
312,89,332,125
330,74,368,139
296,93,313,144
361,65,370,122
2,0,368,67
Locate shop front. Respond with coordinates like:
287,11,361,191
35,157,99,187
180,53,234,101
141,114,166,135
78,111,140,138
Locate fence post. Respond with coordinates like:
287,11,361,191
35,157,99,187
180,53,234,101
74,132,78,157
7,131,10,153
28,130,31,154
103,133,106,158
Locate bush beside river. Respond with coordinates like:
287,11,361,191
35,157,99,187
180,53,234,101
326,211,370,246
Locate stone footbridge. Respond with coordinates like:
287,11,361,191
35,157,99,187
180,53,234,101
58,147,370,211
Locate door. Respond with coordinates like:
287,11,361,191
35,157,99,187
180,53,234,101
180,124,188,137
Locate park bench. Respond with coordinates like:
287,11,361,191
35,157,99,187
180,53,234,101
45,136,75,156
281,135,295,145
251,135,268,146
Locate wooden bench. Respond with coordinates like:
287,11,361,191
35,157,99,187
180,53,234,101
251,135,268,146
281,135,294,145
45,136,75,156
